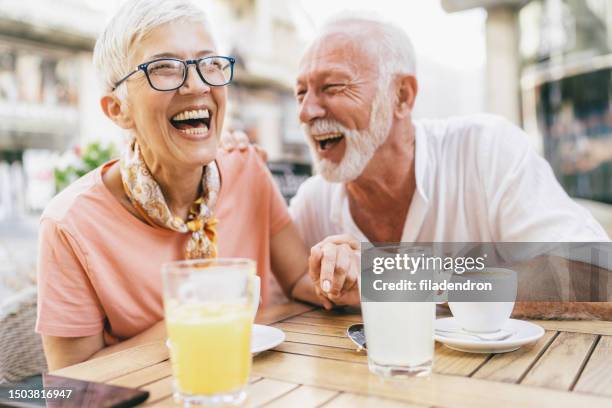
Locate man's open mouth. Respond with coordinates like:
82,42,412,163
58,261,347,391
170,109,211,136
313,132,344,151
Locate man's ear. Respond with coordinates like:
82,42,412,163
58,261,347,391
100,93,134,129
394,75,418,118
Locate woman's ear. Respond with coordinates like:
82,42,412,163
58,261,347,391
394,75,418,118
100,93,134,129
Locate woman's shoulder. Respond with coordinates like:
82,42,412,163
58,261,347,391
41,164,111,226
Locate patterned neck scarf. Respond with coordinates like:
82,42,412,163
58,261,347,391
119,139,220,259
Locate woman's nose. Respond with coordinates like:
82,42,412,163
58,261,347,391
179,64,211,95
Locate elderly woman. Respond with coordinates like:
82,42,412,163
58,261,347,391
35,0,328,370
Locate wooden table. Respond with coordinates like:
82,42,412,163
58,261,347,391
52,303,612,407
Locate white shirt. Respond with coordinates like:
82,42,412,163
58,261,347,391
289,114,609,247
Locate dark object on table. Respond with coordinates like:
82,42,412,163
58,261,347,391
0,374,149,407
347,323,367,351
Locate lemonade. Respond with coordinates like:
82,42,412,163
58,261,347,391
166,302,252,395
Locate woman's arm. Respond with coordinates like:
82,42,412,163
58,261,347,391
270,222,331,307
42,321,167,371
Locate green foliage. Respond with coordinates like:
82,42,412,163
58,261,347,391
53,142,117,193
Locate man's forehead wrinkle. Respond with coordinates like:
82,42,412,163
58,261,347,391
302,33,379,78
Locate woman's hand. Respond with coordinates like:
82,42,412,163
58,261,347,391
220,130,268,161
309,234,361,309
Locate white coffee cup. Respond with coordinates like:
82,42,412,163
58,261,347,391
448,268,516,333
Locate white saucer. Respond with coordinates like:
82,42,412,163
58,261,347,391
251,324,285,354
435,317,545,353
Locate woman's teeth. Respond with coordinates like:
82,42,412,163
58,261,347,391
172,109,210,121
170,108,212,135
180,126,208,135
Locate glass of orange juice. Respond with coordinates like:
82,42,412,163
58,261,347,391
162,259,256,407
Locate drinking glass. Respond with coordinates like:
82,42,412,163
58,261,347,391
361,301,435,378
162,258,256,407
360,246,435,378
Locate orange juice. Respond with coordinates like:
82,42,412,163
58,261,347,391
166,302,252,395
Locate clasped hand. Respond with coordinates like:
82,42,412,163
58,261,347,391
308,234,361,310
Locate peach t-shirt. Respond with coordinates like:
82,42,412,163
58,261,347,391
35,148,291,340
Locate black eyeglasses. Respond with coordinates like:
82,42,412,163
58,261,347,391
112,56,235,91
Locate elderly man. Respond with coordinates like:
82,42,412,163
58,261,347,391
287,16,611,317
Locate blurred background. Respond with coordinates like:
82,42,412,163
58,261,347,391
0,0,611,296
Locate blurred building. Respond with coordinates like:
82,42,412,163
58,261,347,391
0,0,311,215
443,0,612,206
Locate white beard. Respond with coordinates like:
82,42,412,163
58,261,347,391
302,87,393,183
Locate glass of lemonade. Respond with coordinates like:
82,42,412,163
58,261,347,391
162,259,256,407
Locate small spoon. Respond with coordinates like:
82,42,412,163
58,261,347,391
347,324,367,351
435,328,514,341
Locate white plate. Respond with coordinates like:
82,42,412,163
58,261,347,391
251,324,285,354
435,317,545,353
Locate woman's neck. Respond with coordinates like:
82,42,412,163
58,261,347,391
140,149,203,221
153,164,203,220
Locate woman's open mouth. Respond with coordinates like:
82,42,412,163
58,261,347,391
170,109,211,136
313,132,344,151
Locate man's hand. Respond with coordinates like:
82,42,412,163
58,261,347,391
309,234,361,310
220,130,268,161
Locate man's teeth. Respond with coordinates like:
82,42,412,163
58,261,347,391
179,126,209,135
172,109,210,121
313,133,343,141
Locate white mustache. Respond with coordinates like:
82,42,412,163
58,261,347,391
303,119,349,137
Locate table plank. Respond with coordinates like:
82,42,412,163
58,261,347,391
273,322,347,337
51,341,168,382
108,360,171,388
284,331,356,349
521,332,598,390
574,336,612,397
433,342,490,376
531,320,612,336
252,350,612,408
286,315,357,329
472,331,557,382
300,309,362,323
274,342,367,363
323,392,425,408
263,384,339,408
246,378,298,406
256,302,316,325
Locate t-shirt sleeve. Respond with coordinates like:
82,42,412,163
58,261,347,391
477,117,610,242
35,218,106,337
288,177,326,248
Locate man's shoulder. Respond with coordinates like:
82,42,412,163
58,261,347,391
418,113,522,138
418,114,531,156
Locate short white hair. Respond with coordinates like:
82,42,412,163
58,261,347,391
93,0,211,95
318,13,417,84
